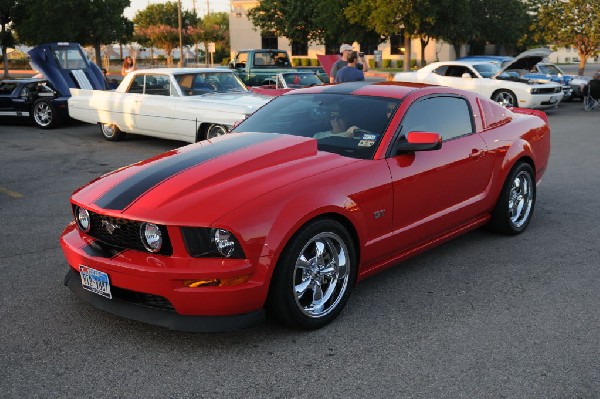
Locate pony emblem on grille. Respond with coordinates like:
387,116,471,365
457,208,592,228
102,219,120,235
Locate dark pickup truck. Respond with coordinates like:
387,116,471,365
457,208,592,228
229,49,328,86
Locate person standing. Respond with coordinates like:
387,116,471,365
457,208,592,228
329,44,368,83
121,56,136,76
335,51,365,83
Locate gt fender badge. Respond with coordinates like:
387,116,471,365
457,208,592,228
373,210,385,219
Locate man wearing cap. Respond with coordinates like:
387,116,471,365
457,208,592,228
329,43,369,83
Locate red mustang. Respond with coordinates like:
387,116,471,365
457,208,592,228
60,82,550,331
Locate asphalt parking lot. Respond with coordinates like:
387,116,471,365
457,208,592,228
1,100,599,398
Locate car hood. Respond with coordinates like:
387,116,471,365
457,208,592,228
180,91,271,112
71,133,356,225
495,48,552,77
28,42,106,97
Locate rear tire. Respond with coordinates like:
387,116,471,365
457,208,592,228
488,162,536,235
100,123,125,141
267,219,357,329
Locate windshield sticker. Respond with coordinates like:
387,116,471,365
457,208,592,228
362,133,378,140
358,140,375,147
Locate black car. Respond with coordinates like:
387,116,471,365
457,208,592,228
0,78,69,128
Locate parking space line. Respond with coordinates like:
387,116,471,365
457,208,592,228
0,186,24,198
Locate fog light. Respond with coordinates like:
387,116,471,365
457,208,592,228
140,222,162,253
75,207,91,232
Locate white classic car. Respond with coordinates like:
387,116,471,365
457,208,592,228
68,68,271,142
394,51,563,109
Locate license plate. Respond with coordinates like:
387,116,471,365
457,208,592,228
79,265,112,299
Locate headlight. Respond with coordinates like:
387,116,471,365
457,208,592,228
530,88,540,94
75,206,91,232
181,227,245,258
140,222,162,253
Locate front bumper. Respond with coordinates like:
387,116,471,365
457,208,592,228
64,269,264,332
60,223,268,332
523,92,564,109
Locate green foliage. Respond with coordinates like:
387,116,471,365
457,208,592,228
533,0,600,71
310,58,319,66
292,58,301,66
396,59,403,69
382,59,391,68
300,58,310,66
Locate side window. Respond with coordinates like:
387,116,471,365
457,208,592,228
445,66,469,77
144,75,170,96
128,75,144,93
432,65,448,76
399,96,474,141
0,82,18,94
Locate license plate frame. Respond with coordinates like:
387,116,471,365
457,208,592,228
79,265,112,299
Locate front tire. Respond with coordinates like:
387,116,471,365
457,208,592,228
100,123,125,141
268,219,357,329
492,90,518,107
205,124,228,140
32,99,60,129
488,162,536,235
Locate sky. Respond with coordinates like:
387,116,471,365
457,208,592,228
123,0,231,19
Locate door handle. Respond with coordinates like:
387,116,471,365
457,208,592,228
469,149,484,159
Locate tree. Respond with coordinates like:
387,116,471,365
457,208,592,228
533,0,600,75
13,0,132,64
345,0,417,70
190,12,230,64
133,1,198,65
470,0,529,55
247,0,317,46
0,0,25,77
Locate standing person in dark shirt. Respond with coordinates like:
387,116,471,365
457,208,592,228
335,51,365,83
329,44,368,83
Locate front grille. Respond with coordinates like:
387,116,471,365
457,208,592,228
82,209,172,255
111,285,175,312
533,87,561,94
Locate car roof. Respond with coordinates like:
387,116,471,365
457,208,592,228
132,68,234,75
285,81,434,99
0,78,46,84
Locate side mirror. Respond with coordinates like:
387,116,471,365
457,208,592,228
395,131,442,154
461,73,472,79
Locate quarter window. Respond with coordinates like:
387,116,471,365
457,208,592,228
399,96,474,141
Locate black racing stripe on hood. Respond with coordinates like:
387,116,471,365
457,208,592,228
321,81,373,94
95,133,276,211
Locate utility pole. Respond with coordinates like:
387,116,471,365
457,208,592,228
178,0,183,67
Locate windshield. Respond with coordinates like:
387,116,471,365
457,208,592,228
175,72,248,96
232,93,400,160
52,48,88,70
537,64,563,75
472,63,500,78
281,73,323,88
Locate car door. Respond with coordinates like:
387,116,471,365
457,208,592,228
386,95,494,251
132,73,176,139
434,65,483,95
0,82,19,115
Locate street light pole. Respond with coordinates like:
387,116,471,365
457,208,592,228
178,0,184,67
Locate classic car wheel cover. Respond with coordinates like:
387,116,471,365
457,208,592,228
493,91,516,107
101,124,116,138
508,170,533,228
293,231,349,318
34,102,52,126
207,124,227,139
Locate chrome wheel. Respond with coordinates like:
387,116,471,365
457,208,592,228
508,170,533,229
100,123,125,141
293,231,350,318
488,163,536,235
492,90,517,107
33,100,53,128
206,124,228,139
269,219,356,329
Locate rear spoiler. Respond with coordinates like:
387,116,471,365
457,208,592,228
511,107,549,124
